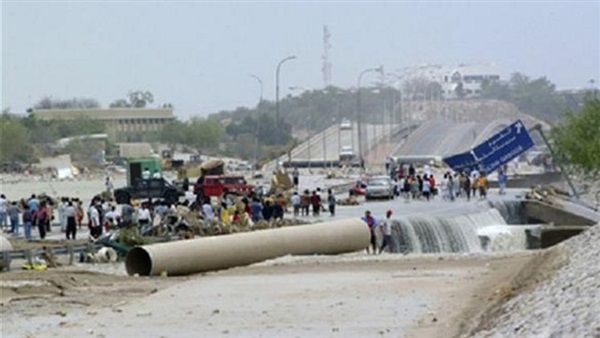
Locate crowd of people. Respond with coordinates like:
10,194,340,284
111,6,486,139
0,193,86,241
388,162,508,202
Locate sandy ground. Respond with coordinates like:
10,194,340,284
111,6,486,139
0,249,558,338
1,173,587,337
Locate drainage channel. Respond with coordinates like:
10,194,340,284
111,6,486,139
387,199,598,254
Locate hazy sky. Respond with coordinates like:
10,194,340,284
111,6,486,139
2,1,599,118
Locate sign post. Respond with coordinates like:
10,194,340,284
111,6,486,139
443,120,535,174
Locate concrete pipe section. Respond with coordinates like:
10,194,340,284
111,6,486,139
1,236,14,271
126,219,370,276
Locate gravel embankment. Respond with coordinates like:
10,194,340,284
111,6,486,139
473,222,600,337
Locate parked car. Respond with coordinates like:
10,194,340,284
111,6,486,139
340,119,352,130
365,176,395,200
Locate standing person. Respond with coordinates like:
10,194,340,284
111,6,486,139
447,173,455,201
138,202,152,229
7,201,21,235
88,203,101,239
75,199,85,229
58,198,67,232
428,174,436,199
292,167,300,188
408,164,416,177
301,190,311,216
379,210,394,254
422,175,432,201
310,191,321,216
104,205,121,230
250,198,263,223
27,194,39,213
105,176,114,195
497,169,508,195
470,168,480,198
291,191,301,217
152,170,162,178
35,201,50,240
120,201,135,228
64,201,77,240
142,167,151,180
261,199,274,222
327,189,336,216
361,210,377,255
0,194,8,231
462,172,472,201
22,204,33,240
273,200,284,221
477,172,489,199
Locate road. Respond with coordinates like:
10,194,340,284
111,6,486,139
266,123,402,170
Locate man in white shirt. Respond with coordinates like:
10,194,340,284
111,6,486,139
290,191,301,217
64,201,77,240
104,205,121,228
88,205,101,239
137,204,151,227
152,170,162,179
469,168,480,198
378,210,395,254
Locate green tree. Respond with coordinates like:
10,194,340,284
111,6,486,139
109,90,154,108
0,111,33,162
159,120,189,147
551,97,600,179
34,97,100,109
480,73,579,122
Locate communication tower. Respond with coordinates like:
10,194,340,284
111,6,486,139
322,25,332,87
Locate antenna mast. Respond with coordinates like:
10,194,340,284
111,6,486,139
322,25,332,87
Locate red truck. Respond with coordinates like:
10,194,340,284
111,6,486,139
193,175,255,200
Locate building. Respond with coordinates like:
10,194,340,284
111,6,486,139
396,64,502,99
31,108,175,143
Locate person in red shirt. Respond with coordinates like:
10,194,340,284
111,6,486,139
428,175,436,199
361,210,377,254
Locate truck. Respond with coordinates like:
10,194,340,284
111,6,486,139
113,158,185,204
192,159,254,200
114,178,185,205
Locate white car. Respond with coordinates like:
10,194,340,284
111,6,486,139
340,119,352,130
339,146,355,161
365,176,395,200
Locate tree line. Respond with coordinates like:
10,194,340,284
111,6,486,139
2,74,596,173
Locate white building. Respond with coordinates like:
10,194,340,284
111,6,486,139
395,64,502,99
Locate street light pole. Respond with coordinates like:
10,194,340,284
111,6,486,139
275,55,297,124
249,74,263,177
356,66,383,170
249,74,263,103
274,55,296,171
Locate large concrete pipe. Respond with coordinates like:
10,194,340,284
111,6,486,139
1,236,13,271
126,218,370,276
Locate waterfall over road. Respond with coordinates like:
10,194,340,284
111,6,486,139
390,202,535,254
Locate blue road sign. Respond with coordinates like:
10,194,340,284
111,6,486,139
443,151,477,173
472,120,534,173
443,120,535,173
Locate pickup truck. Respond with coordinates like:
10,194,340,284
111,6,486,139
114,178,185,205
193,175,255,200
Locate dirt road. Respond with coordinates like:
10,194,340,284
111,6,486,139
0,250,556,338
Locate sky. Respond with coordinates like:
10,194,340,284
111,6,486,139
2,1,599,119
